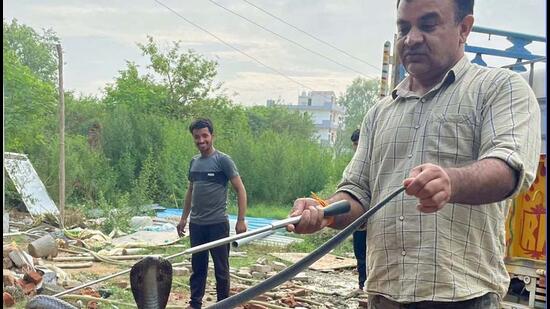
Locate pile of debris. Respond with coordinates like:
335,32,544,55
2,212,181,308
3,234,70,307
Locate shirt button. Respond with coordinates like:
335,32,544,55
408,154,413,158
401,250,407,256
414,125,420,129
420,98,426,103
399,216,404,221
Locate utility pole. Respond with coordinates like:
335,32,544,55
3,86,7,233
380,41,391,98
56,44,65,228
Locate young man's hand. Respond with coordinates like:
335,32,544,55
177,218,187,237
235,220,247,234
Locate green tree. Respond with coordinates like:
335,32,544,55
137,36,220,118
103,62,167,114
3,19,59,83
334,78,380,155
3,20,58,154
246,106,316,140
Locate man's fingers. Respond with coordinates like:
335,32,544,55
417,204,439,213
408,165,423,178
416,191,449,213
292,206,324,234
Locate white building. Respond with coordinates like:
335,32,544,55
272,91,345,146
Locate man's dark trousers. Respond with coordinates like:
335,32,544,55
189,221,230,308
353,230,367,289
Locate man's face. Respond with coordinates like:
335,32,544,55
192,127,213,154
396,0,467,81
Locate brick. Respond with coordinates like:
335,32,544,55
3,292,15,307
24,271,43,285
21,281,36,295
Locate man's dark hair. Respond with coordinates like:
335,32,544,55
397,0,474,23
189,118,214,134
351,129,360,142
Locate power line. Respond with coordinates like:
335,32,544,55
154,0,342,105
207,0,376,79
240,0,382,72
153,0,316,93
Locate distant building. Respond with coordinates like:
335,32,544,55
268,91,345,145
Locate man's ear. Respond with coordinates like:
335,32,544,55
459,15,474,44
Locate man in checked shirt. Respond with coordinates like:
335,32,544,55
287,0,541,308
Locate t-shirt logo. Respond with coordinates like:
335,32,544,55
208,173,215,177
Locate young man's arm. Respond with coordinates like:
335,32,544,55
177,183,193,237
229,176,247,234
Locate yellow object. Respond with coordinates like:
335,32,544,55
310,192,334,225
506,154,546,261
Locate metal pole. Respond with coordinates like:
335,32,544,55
56,44,65,228
232,230,275,248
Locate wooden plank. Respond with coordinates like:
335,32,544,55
270,252,356,271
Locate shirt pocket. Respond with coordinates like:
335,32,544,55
423,113,476,164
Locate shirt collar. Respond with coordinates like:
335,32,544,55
391,55,471,99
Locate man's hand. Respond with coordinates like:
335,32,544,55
177,218,187,237
286,198,330,234
403,163,452,213
235,220,247,234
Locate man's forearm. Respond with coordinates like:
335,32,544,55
237,188,247,220
446,158,518,204
182,189,192,220
326,192,365,230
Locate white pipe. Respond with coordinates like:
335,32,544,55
232,230,275,248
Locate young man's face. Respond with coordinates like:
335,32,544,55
192,127,214,154
396,0,470,81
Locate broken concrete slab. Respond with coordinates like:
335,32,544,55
251,264,272,273
271,261,287,271
28,234,58,258
293,272,309,282
8,249,34,269
173,267,190,276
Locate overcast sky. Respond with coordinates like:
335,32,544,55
3,0,547,106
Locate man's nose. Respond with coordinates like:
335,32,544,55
405,27,424,46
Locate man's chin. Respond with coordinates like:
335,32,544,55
405,64,430,77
